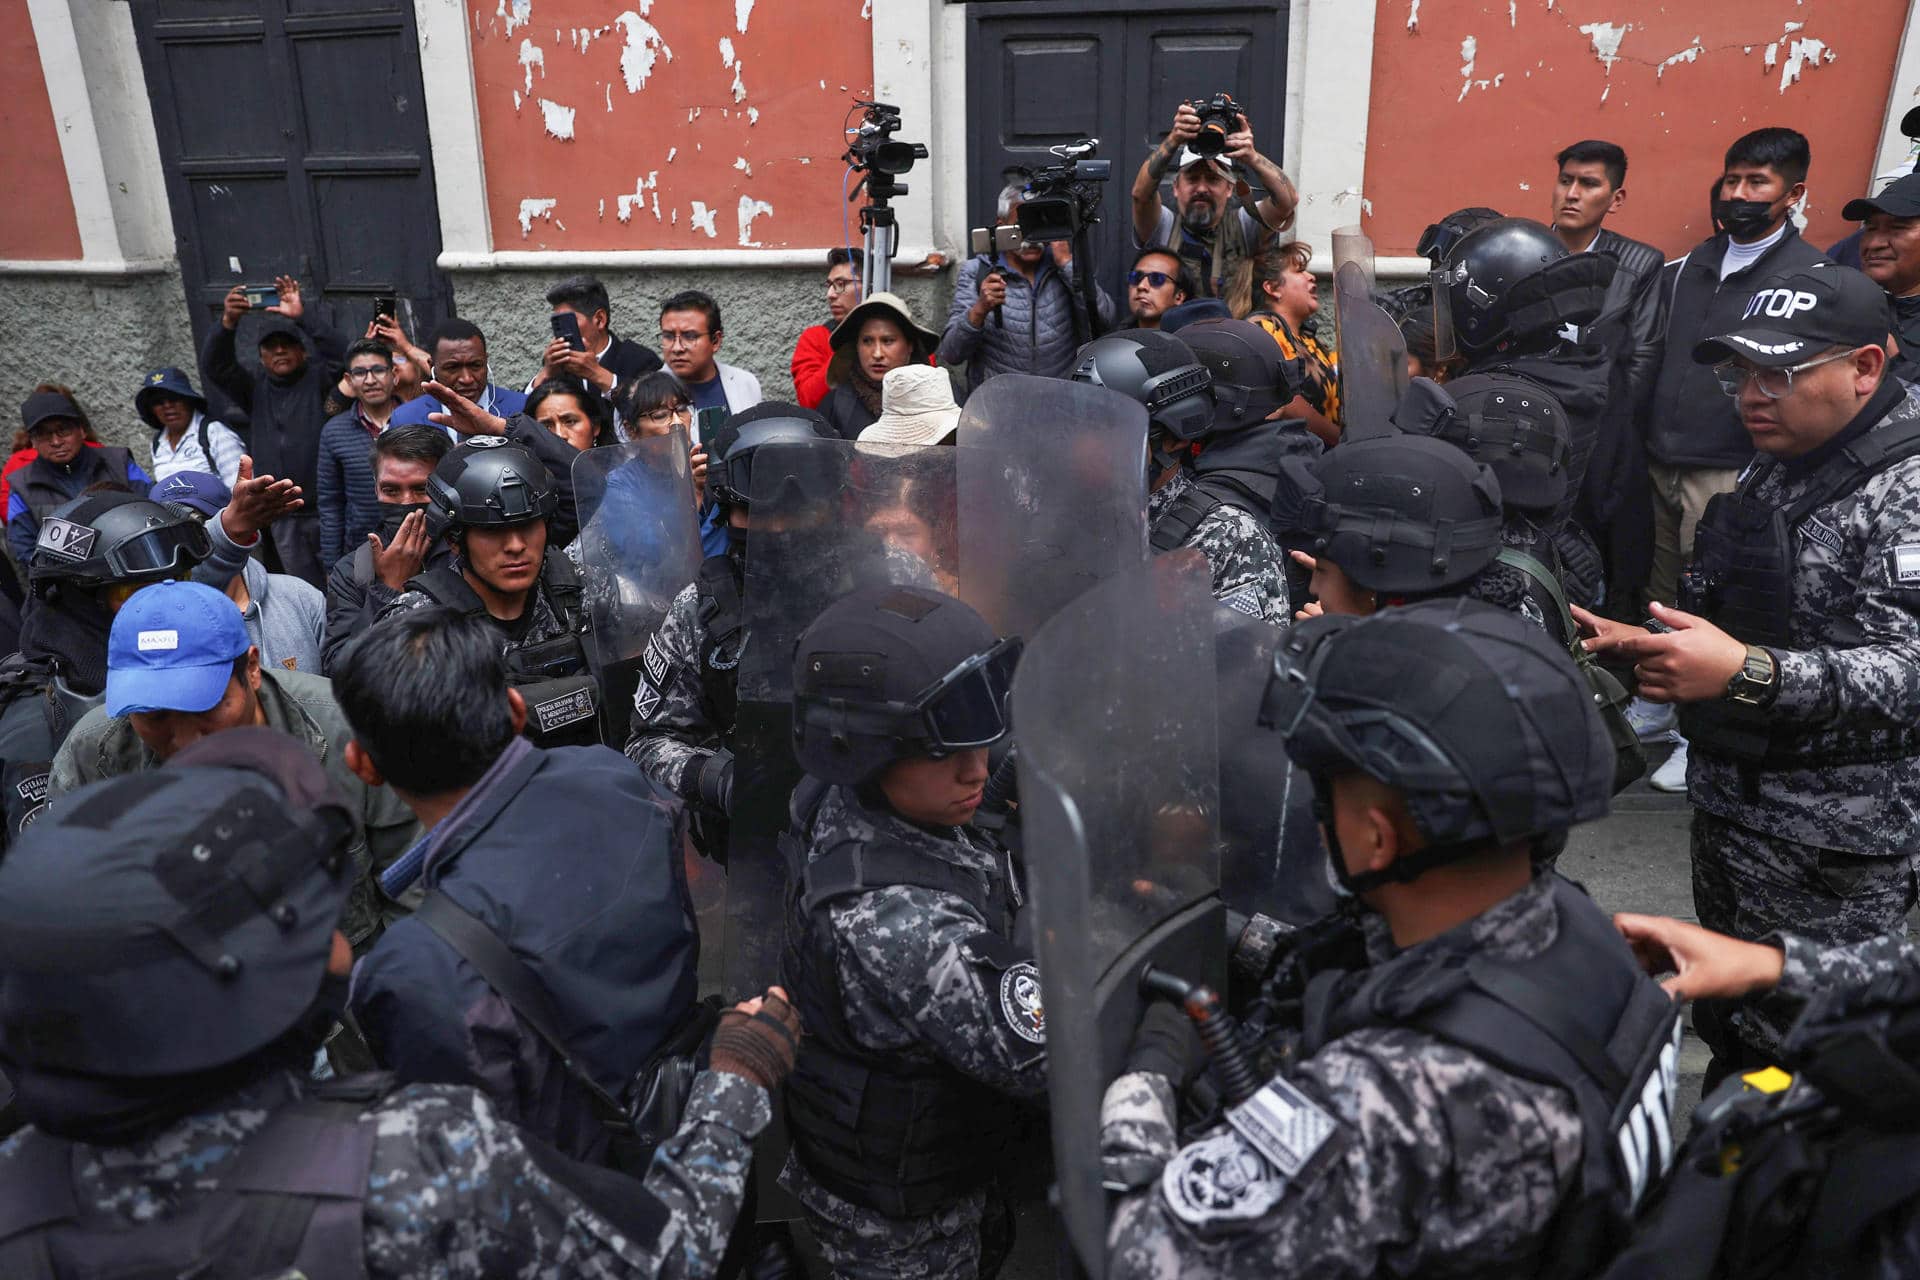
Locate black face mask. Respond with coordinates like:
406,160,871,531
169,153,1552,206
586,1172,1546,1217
1713,197,1780,241
375,500,431,541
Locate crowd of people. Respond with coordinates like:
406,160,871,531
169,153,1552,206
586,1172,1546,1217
0,97,1917,1280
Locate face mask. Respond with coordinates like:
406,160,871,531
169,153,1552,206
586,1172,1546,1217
375,501,431,540
1713,197,1778,240
1311,784,1360,903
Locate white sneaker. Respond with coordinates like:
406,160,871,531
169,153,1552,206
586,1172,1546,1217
1625,696,1679,744
1649,739,1690,793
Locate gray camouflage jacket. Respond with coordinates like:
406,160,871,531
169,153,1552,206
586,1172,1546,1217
1689,386,1920,854
1100,876,1582,1278
1149,470,1291,626
625,578,728,797
0,1067,770,1279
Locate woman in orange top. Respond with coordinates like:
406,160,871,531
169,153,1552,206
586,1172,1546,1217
1242,243,1341,446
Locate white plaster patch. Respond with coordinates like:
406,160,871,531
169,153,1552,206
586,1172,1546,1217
689,201,719,238
731,60,747,103
734,155,753,177
499,0,531,36
1457,35,1478,102
518,198,557,236
1778,37,1831,93
1657,38,1704,79
598,198,604,218
736,0,754,34
606,83,613,112
1518,181,1531,190
615,12,672,92
538,98,576,139
1580,22,1628,73
1406,0,1419,30
518,39,545,93
747,107,760,125
719,37,735,67
1508,0,1516,26
667,147,678,162
616,172,657,222
513,89,522,110
738,195,774,246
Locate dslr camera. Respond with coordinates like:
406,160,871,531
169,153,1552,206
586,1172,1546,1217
1015,140,1112,244
1189,93,1244,158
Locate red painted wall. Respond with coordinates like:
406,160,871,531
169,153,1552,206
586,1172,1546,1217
466,0,874,250
0,0,83,260
1363,0,1908,258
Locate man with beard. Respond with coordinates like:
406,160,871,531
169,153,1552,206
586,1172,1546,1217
1130,99,1297,300
1842,171,1920,384
1128,248,1194,330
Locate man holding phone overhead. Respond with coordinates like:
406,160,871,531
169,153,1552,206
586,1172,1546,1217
535,274,662,398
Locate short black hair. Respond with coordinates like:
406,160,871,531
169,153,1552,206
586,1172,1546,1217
612,369,690,427
526,375,616,448
827,246,865,272
333,608,517,794
1725,127,1811,186
660,290,722,337
368,423,451,477
1131,246,1196,300
1555,139,1628,190
344,338,393,367
427,317,487,355
546,274,612,319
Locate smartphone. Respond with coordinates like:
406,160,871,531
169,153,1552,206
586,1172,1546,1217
241,283,281,309
372,294,397,320
550,310,586,352
969,225,1022,257
693,405,727,446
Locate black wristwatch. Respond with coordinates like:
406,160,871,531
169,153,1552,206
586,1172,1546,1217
1725,645,1779,707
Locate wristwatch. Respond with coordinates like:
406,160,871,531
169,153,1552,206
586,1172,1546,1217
1724,645,1779,707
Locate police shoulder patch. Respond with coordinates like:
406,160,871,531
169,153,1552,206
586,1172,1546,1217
1161,1131,1290,1226
1219,584,1264,619
642,635,670,686
998,960,1046,1044
634,680,662,721
1887,544,1920,585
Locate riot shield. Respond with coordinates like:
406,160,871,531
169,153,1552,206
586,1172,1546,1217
1331,226,1410,442
954,374,1149,639
726,439,961,998
1014,550,1222,1278
571,432,704,745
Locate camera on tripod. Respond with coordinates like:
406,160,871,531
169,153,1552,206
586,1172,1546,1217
845,99,928,202
1014,140,1112,244
1188,92,1244,158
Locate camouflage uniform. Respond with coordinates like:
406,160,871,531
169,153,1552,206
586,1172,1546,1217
625,577,735,797
1776,928,1920,999
1685,388,1920,1066
1149,470,1291,625
780,784,1047,1279
1100,876,1584,1279
0,1066,772,1279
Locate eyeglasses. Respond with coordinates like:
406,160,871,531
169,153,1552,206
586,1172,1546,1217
1713,348,1855,400
826,278,859,294
639,403,694,426
346,365,392,380
1129,270,1176,289
28,421,83,439
658,329,712,348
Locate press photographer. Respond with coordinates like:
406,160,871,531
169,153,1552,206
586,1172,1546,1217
1131,94,1298,299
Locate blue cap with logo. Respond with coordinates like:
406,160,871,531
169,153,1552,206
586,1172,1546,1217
105,580,250,718
150,470,231,520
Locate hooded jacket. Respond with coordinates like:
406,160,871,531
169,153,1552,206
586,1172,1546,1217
199,311,348,492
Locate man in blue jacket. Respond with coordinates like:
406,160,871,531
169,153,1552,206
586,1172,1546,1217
339,606,699,1164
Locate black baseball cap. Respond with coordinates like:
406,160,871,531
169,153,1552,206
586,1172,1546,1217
1693,264,1893,368
1842,172,1920,222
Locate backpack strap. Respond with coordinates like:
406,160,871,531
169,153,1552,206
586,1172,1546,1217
800,840,1002,924
197,417,215,473
1495,547,1577,654
408,564,485,616
1150,483,1222,553
541,548,584,619
1783,414,1920,527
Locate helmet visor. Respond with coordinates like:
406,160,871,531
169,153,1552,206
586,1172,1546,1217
920,637,1023,752
1430,267,1457,362
106,521,212,579
711,448,753,508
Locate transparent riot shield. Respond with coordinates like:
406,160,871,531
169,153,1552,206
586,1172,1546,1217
725,439,961,998
572,431,704,743
955,374,1149,639
1014,550,1222,1278
1332,227,1410,442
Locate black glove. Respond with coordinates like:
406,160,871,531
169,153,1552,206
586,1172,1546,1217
1126,1000,1205,1087
710,992,802,1090
688,750,734,813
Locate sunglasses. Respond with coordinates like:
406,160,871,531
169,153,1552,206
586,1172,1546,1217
1129,270,1176,289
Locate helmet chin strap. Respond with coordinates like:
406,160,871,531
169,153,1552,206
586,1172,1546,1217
1312,776,1494,896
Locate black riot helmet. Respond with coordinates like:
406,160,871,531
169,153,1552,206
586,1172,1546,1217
27,491,212,599
0,729,356,1092
1395,373,1572,516
1261,597,1612,890
792,584,1019,786
1071,329,1215,441
1439,216,1614,356
705,402,837,512
1415,207,1505,265
1273,435,1503,596
1179,317,1298,431
424,438,557,539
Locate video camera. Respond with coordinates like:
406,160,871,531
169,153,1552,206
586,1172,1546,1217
1188,92,1244,159
1014,140,1112,244
845,99,927,204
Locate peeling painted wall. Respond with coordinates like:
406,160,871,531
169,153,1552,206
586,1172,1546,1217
1367,0,1907,256
1,0,84,260
467,0,874,249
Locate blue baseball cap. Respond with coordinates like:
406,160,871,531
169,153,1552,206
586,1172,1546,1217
106,580,251,718
150,470,230,520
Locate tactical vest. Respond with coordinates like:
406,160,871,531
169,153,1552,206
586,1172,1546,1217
410,549,599,748
14,448,137,527
0,1074,394,1280
694,554,746,735
1166,202,1259,301
1680,417,1920,766
0,656,96,845
779,781,1025,1219
1148,430,1284,555
1301,877,1683,1278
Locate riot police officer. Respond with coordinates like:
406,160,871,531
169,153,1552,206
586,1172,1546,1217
0,491,210,844
623,402,837,851
1579,262,1920,1085
1101,599,1680,1277
778,583,1042,1279
0,726,803,1279
1073,326,1294,623
378,438,601,747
